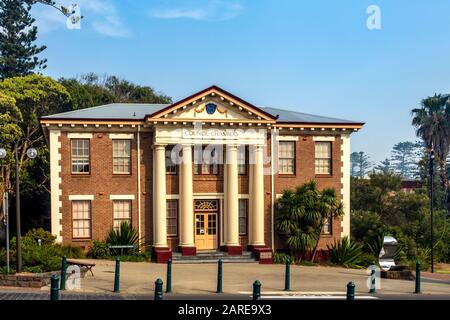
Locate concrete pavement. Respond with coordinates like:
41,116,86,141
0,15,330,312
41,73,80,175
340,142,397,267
32,259,450,297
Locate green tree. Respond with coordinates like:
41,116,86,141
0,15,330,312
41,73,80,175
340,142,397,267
59,73,172,110
390,141,423,179
350,151,372,178
0,0,47,78
275,181,343,262
375,158,392,174
0,75,70,231
411,94,450,198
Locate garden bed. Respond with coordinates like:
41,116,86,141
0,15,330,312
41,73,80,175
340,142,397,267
0,267,88,288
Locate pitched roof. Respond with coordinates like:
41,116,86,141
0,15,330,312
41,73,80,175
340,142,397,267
260,106,360,124
41,103,170,120
41,102,362,125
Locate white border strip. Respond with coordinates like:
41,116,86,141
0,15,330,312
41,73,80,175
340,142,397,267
69,195,94,200
110,194,135,200
313,136,335,141
50,130,62,243
109,133,134,139
67,133,93,139
276,135,299,141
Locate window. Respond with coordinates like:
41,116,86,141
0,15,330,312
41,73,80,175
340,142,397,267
315,142,332,174
165,145,177,174
71,139,90,173
166,200,178,236
113,140,131,174
322,215,332,235
278,141,295,174
238,146,247,175
72,200,91,239
238,199,248,235
113,200,132,231
194,146,219,175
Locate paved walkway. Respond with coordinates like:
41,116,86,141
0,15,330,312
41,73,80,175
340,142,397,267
34,259,450,297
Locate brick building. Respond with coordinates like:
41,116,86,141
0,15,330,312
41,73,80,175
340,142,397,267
39,86,363,263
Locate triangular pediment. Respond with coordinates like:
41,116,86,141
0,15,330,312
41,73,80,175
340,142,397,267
145,86,276,123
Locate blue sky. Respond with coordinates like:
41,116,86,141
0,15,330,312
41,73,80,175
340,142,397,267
32,0,450,164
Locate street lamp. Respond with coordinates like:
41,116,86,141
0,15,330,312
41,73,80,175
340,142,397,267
0,143,38,273
15,143,37,273
429,148,435,273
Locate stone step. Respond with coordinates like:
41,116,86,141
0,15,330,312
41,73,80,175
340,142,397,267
171,251,256,264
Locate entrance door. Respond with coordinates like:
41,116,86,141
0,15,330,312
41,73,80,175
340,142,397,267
195,213,217,250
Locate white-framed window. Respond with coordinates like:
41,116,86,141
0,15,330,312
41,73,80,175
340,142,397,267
194,145,219,175
315,141,332,174
278,141,295,174
238,146,247,175
238,199,248,235
72,200,91,239
166,199,178,236
322,215,332,235
113,139,131,174
165,145,177,174
113,200,132,231
71,139,90,174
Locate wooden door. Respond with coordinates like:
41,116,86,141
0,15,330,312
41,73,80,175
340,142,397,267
195,213,217,250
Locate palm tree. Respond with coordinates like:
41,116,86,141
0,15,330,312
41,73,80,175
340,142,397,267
411,94,450,196
275,181,344,262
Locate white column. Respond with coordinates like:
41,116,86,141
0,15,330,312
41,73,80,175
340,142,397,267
179,144,195,247
250,145,265,246
153,144,167,247
224,145,239,246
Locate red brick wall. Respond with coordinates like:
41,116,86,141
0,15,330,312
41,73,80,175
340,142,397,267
273,134,343,251
58,130,343,254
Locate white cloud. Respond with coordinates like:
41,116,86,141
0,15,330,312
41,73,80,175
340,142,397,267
31,0,129,37
149,0,243,21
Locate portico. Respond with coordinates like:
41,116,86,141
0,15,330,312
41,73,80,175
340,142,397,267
151,125,267,261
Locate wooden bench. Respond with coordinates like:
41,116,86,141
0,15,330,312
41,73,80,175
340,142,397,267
66,259,96,276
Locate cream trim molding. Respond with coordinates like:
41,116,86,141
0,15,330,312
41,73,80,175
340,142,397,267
110,194,135,200
69,195,94,200
109,133,134,139
276,136,299,141
313,136,336,141
340,133,351,239
50,130,62,243
67,133,93,139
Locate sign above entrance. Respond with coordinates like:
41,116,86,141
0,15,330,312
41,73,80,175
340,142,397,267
155,125,267,146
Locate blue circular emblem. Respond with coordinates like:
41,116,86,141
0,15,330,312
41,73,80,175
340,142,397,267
205,103,217,115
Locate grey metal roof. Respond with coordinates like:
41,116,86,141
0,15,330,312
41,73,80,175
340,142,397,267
41,103,360,124
259,106,359,124
41,103,170,120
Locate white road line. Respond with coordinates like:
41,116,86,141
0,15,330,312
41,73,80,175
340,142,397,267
259,295,378,300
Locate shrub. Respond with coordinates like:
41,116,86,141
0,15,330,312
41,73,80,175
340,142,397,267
358,253,377,268
106,222,139,255
273,251,294,264
111,252,151,262
88,241,110,259
327,237,363,268
24,228,56,246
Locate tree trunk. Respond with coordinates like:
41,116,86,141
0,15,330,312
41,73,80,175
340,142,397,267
311,223,324,263
439,159,449,192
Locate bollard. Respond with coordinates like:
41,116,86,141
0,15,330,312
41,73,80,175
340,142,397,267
369,261,376,294
252,280,261,300
284,258,291,291
50,274,60,300
155,278,163,300
166,259,172,293
113,256,120,293
414,262,421,294
346,281,355,300
216,258,223,293
60,256,67,291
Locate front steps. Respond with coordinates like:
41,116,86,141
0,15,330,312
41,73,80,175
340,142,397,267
171,250,257,264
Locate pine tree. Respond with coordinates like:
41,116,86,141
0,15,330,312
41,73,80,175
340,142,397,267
0,0,47,78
